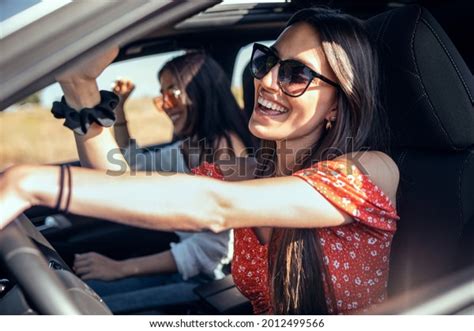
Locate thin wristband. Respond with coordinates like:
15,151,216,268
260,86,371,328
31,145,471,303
63,165,72,214
54,165,65,212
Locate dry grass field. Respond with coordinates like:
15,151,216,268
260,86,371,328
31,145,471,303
0,98,174,170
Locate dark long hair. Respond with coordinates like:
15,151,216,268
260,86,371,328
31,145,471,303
159,52,258,168
256,8,390,314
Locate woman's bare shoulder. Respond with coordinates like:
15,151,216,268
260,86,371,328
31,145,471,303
336,151,399,204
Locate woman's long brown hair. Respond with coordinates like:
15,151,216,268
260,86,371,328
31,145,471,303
256,8,390,314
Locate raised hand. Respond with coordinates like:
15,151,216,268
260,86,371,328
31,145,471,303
56,47,120,110
56,47,120,84
112,78,136,104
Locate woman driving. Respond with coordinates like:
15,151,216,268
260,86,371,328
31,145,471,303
0,8,399,314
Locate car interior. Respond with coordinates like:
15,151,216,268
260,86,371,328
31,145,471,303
0,1,472,315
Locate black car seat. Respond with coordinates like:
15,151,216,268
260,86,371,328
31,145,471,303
365,5,474,297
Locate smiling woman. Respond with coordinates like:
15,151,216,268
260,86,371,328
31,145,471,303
236,8,398,314
0,7,400,315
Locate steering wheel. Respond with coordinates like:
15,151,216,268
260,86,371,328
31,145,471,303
0,214,112,315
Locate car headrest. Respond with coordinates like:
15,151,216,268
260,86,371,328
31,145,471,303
365,5,474,151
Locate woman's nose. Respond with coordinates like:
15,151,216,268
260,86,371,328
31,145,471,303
162,94,174,110
259,65,280,94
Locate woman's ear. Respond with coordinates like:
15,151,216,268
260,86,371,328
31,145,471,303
325,102,338,122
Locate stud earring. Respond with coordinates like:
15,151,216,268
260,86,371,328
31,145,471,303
326,117,336,130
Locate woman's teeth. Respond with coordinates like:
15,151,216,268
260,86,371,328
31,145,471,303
257,96,289,114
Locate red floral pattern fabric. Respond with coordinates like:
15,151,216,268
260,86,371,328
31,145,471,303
192,160,399,314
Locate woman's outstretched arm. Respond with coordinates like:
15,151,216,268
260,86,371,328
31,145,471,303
0,165,224,232
0,152,398,232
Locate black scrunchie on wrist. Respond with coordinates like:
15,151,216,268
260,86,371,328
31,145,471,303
51,90,119,135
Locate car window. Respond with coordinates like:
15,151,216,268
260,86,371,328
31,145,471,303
0,51,183,171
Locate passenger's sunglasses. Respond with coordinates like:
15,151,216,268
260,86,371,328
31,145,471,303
250,43,340,97
153,86,182,111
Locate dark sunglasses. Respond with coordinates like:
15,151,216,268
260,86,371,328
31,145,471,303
250,43,340,97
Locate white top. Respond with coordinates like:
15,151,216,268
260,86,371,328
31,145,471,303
127,140,232,280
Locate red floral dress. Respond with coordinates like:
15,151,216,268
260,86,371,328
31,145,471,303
192,159,399,314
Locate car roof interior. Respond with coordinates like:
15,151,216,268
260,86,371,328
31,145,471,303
116,1,473,76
